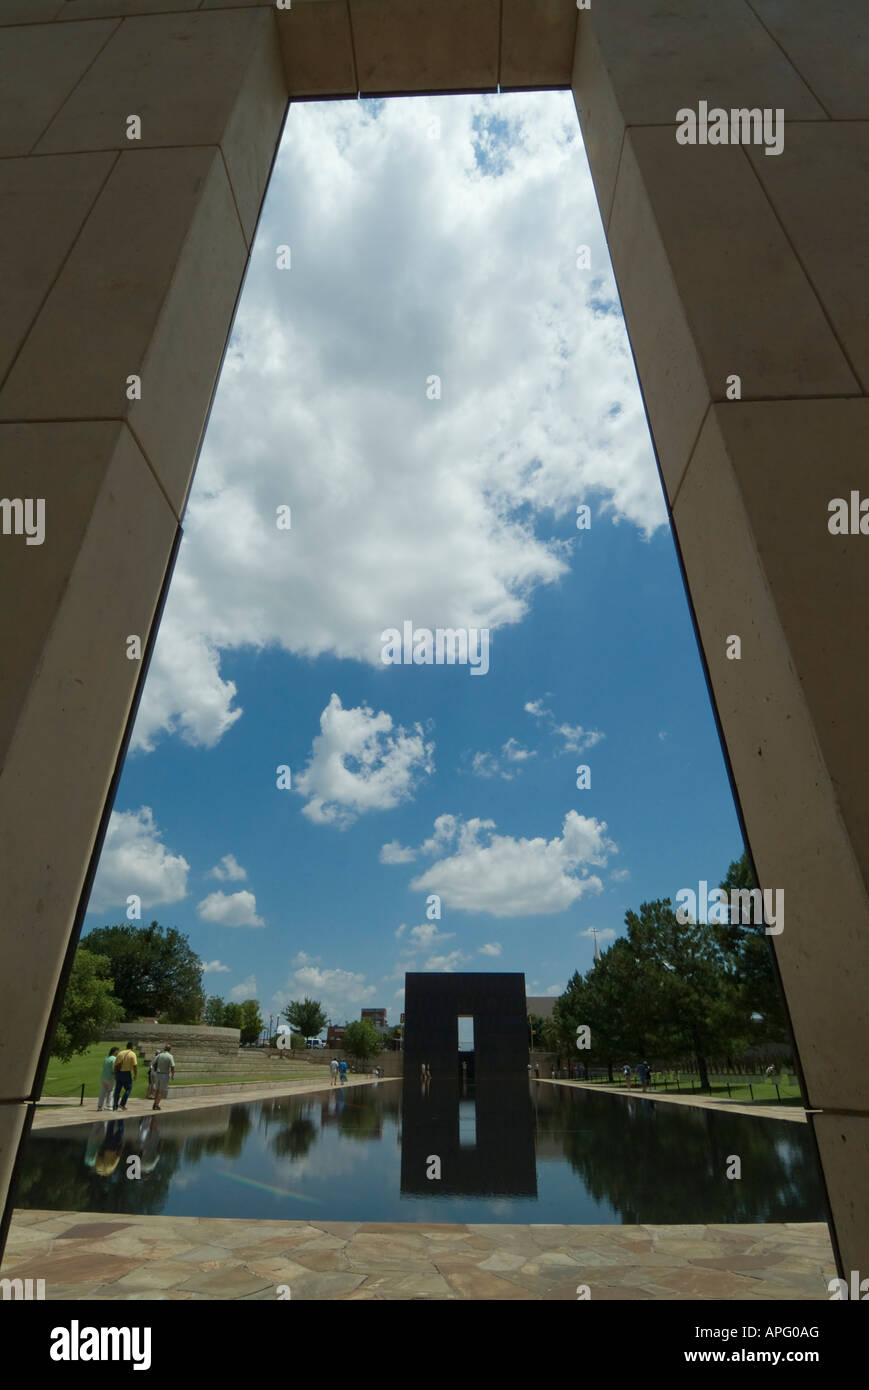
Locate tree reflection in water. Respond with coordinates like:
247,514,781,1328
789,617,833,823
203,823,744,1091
13,1084,824,1223
532,1084,825,1223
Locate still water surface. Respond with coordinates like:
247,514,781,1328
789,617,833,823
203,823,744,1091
17,1081,825,1224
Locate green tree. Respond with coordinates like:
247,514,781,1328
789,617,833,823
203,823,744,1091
712,852,790,1045
204,995,225,1026
222,1002,243,1031
50,949,124,1061
553,945,661,1080
283,996,328,1038
625,898,745,1090
342,1019,381,1066
239,998,263,1045
80,922,204,1022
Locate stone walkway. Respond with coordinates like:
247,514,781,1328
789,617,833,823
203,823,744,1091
541,1079,809,1123
31,1075,393,1132
1,1211,834,1300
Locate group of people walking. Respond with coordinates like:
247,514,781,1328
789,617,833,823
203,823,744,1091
97,1042,175,1113
329,1057,349,1086
623,1061,652,1090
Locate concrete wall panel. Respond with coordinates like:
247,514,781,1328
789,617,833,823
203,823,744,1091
0,422,178,1100
36,9,274,154
501,0,577,90
276,0,357,99
0,18,118,156
673,402,869,1115
751,0,869,119
350,0,500,95
0,152,116,385
746,123,869,392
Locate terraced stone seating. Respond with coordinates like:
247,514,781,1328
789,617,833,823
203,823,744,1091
147,1049,303,1078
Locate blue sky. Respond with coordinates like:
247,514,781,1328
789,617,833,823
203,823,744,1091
84,92,743,1027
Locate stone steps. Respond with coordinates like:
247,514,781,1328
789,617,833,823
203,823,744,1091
137,1050,299,1075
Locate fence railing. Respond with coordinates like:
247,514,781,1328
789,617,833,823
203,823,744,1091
547,1069,799,1101
40,1078,86,1105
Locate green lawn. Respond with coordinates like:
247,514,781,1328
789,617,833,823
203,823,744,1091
41,1044,315,1098
583,1071,803,1106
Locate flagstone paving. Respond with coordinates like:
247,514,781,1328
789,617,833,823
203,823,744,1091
1,1211,835,1300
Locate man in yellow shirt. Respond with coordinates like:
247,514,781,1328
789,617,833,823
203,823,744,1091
112,1042,138,1111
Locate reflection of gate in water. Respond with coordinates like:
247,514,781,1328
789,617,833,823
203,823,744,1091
400,1075,536,1199
458,1051,475,1083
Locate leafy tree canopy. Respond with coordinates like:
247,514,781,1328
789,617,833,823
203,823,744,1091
204,995,225,1027
712,852,790,1045
547,853,790,1088
51,949,124,1062
283,997,328,1037
222,1002,244,1030
342,1018,381,1063
80,921,204,1023
239,998,263,1044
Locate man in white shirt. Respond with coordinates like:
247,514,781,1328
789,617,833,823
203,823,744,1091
330,1057,339,1087
152,1047,175,1111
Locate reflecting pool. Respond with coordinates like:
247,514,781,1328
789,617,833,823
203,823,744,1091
16,1080,826,1225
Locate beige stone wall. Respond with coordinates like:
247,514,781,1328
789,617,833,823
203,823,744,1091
292,1048,404,1077
101,1024,242,1057
0,0,286,1233
573,0,869,1272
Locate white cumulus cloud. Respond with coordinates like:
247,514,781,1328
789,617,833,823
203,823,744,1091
479,942,502,956
470,738,536,780
202,960,230,974
407,923,455,951
209,854,247,882
197,890,265,928
410,810,616,917
229,974,257,1001
280,963,377,1019
425,950,469,972
380,841,417,864
525,699,603,754
129,93,664,755
294,693,434,828
87,807,188,913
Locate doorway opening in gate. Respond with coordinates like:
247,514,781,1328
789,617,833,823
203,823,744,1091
458,1015,475,1085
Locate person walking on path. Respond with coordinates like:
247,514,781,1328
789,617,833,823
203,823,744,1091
330,1057,339,1087
152,1046,175,1111
146,1052,159,1101
97,1047,118,1111
339,1058,348,1085
112,1043,138,1111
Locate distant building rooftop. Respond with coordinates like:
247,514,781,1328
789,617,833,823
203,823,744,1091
526,996,557,1019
